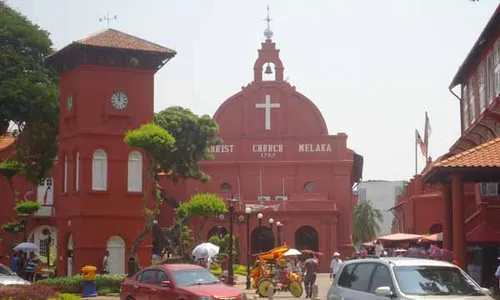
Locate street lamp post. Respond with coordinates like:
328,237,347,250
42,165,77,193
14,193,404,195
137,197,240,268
19,214,28,241
276,221,283,246
269,218,274,247
245,207,252,289
257,213,263,253
227,196,238,285
42,229,52,267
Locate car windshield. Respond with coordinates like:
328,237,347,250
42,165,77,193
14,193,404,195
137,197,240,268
0,264,15,276
171,269,221,287
394,265,484,296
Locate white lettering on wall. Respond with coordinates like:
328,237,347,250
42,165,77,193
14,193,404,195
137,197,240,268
298,143,332,153
252,144,283,158
208,144,235,154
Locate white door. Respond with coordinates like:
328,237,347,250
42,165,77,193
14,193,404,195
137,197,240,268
67,234,74,276
107,236,125,274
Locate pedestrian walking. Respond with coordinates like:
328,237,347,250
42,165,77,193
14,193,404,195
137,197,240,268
303,253,318,299
330,252,342,281
102,250,110,274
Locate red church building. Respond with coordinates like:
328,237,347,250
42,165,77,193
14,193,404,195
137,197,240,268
161,22,363,272
0,17,362,275
392,4,500,287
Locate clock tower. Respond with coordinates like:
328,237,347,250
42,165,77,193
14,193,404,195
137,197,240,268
46,29,176,275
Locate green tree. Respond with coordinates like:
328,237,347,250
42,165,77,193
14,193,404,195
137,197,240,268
154,106,220,182
352,200,383,246
185,193,227,242
0,1,59,183
124,123,175,266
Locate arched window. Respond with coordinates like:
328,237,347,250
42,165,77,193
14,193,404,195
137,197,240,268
220,182,232,192
304,181,315,192
92,149,108,191
63,155,68,193
75,152,80,192
127,151,143,192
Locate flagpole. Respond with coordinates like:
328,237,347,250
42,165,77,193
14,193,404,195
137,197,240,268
414,129,418,175
237,176,242,211
282,176,285,196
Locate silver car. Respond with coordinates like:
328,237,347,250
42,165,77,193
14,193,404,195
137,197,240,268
0,264,30,285
327,257,493,299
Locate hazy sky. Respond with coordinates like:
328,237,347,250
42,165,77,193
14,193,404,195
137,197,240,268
6,0,499,181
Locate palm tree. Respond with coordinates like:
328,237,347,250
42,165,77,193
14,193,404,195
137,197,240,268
353,200,383,246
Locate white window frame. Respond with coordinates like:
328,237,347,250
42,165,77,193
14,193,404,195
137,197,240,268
481,182,498,197
63,155,68,193
495,40,500,96
478,63,486,113
75,152,80,192
127,151,143,192
469,77,476,123
92,149,108,191
487,54,495,104
462,85,470,131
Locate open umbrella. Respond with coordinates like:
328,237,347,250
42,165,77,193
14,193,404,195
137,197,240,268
14,242,38,252
283,248,302,256
191,243,220,259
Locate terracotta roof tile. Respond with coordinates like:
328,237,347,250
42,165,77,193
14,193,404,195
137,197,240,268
0,136,16,151
74,29,176,54
434,138,500,168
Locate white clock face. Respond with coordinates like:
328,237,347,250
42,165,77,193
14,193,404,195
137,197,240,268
66,94,73,110
111,91,128,110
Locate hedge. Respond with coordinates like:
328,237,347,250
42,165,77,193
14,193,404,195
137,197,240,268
38,274,126,294
0,284,79,300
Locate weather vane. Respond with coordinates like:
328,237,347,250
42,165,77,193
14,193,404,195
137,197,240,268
99,13,117,28
263,6,273,40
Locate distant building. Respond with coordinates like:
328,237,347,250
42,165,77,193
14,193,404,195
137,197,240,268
357,180,407,235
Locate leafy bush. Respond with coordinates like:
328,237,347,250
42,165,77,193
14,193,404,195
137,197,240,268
0,284,57,300
97,287,113,296
1,221,23,234
234,264,248,276
210,267,222,277
14,201,41,215
49,294,81,300
39,273,126,294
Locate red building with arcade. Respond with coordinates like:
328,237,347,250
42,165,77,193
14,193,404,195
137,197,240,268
391,4,500,286
0,19,362,275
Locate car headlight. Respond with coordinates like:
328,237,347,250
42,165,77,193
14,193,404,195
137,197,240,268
240,293,247,300
199,297,213,300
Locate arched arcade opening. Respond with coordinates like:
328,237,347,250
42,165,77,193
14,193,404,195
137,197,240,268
106,236,125,274
207,226,228,241
28,225,57,266
429,223,443,234
295,226,319,252
251,226,275,254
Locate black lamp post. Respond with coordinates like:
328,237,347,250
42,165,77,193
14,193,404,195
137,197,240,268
276,221,283,246
19,214,28,241
245,207,252,289
42,228,52,266
227,196,237,285
269,218,274,248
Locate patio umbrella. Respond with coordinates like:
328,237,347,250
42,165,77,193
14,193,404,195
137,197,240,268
13,242,38,252
191,243,220,259
283,248,302,256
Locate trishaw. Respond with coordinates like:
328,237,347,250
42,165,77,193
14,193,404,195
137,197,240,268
251,246,303,298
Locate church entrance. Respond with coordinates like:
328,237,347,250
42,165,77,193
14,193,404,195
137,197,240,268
207,226,228,241
251,226,275,254
295,226,319,252
106,236,125,274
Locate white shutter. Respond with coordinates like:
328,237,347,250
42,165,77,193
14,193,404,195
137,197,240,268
495,40,500,96
75,152,80,192
92,150,107,191
64,155,68,193
127,151,143,192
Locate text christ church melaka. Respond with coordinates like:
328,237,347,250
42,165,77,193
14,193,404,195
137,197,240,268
161,24,363,272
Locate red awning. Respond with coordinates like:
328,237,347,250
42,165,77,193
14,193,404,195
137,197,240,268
466,223,500,243
376,233,425,242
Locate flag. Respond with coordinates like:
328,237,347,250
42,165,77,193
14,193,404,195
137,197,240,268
424,112,432,151
43,186,51,205
416,129,427,157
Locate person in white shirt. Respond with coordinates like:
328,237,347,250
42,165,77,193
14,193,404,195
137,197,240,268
494,260,500,292
330,252,342,280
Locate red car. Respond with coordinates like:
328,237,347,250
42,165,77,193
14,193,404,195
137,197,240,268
120,264,247,300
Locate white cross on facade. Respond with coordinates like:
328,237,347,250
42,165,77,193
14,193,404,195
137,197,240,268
255,95,280,131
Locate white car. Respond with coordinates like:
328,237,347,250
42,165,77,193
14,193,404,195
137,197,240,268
0,264,30,285
327,257,493,299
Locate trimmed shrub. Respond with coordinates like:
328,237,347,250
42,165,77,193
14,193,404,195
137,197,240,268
0,284,57,300
39,273,126,294
14,201,41,215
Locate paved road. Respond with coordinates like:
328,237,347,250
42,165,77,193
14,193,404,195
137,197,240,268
238,273,331,299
